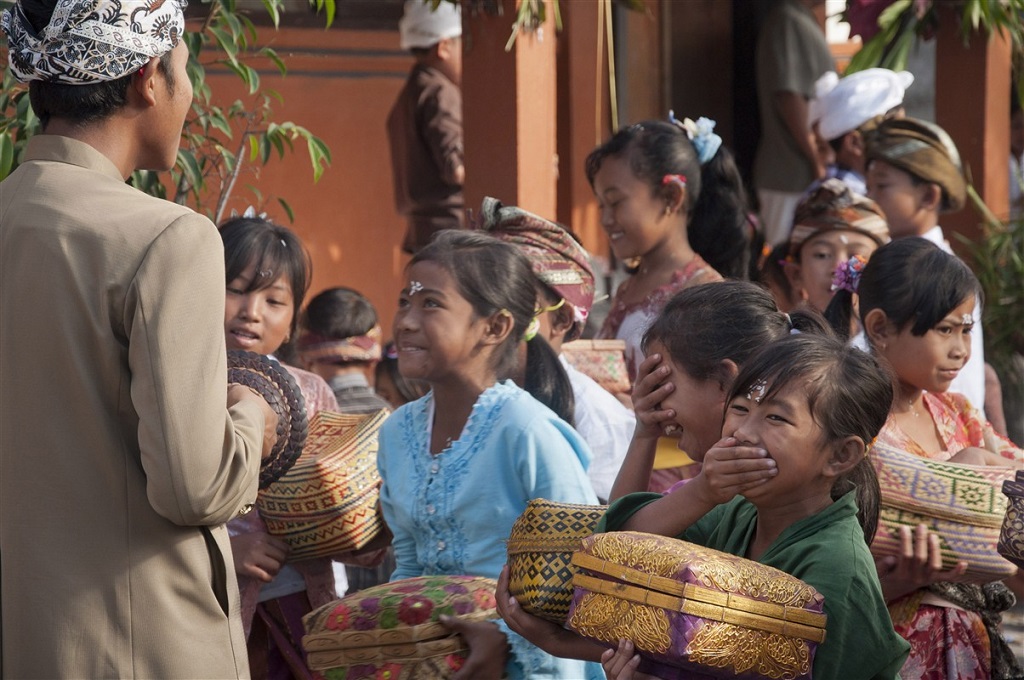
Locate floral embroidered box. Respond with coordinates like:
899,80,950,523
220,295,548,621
999,471,1024,569
561,339,630,394
506,499,607,623
567,531,827,680
257,409,389,560
301,575,498,680
870,441,1018,581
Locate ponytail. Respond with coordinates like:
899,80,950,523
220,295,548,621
523,335,576,427
823,288,857,341
831,456,880,543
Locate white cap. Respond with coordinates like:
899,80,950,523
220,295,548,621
811,68,915,141
399,1,462,50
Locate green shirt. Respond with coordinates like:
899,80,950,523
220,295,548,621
600,492,909,680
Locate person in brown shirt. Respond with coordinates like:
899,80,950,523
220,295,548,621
387,0,465,253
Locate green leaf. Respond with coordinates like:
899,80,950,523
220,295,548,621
217,144,237,174
208,108,233,138
306,135,331,181
0,132,15,180
262,47,287,76
277,197,295,222
177,149,205,192
209,26,239,66
248,133,260,163
268,130,286,159
260,133,272,164
261,0,280,28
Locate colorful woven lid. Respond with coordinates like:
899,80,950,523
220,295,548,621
227,350,308,488
258,409,388,559
871,440,1014,528
302,575,499,673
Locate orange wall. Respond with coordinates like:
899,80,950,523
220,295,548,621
205,27,412,334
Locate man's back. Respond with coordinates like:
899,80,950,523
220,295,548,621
0,135,261,678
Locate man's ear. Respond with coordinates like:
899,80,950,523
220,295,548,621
920,182,943,212
862,307,892,349
825,436,866,478
436,37,455,61
847,130,865,157
129,57,161,108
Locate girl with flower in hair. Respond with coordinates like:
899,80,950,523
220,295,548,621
587,118,723,383
825,237,1024,680
782,178,889,327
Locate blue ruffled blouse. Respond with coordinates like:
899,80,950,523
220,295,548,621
378,380,600,680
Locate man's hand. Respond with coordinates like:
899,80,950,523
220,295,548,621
228,384,279,460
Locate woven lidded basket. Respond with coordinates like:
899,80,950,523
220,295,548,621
257,409,388,560
227,350,308,489
561,339,630,394
870,442,1018,581
302,575,498,679
568,531,827,680
999,471,1024,569
506,499,606,623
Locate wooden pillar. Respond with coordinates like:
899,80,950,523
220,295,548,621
667,0,734,143
934,4,1011,251
460,0,558,221
617,0,664,126
555,0,609,257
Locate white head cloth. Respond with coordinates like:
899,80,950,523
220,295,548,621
398,0,461,51
2,0,186,84
810,68,914,141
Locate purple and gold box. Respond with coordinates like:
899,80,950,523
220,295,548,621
568,531,827,680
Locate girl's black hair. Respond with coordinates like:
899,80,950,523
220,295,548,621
219,216,313,340
411,230,575,424
642,281,830,386
585,121,703,215
727,334,894,542
823,237,982,341
524,335,576,427
687,146,752,279
303,287,378,346
376,341,429,406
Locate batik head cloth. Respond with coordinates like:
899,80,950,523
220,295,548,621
297,324,384,367
478,196,595,341
866,117,966,212
789,178,890,254
2,0,186,84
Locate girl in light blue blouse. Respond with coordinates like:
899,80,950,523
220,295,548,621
378,230,599,680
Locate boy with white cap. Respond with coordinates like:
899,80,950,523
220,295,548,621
810,67,914,195
386,0,465,254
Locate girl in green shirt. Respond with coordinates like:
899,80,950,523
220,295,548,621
600,333,910,679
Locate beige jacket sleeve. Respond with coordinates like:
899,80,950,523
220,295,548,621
126,213,262,526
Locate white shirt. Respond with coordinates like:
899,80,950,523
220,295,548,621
919,227,987,416
560,355,635,502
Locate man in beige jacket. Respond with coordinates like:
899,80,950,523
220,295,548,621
0,0,277,676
